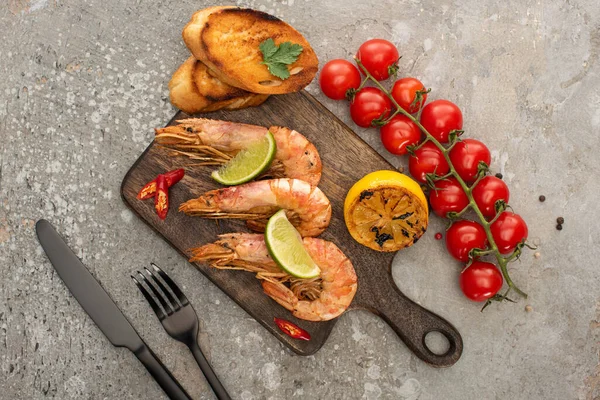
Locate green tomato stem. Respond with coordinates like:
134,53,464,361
469,172,486,190
354,58,527,300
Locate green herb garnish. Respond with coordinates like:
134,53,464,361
259,38,303,80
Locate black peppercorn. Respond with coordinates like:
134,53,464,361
495,173,503,179
539,195,546,202
556,224,563,231
556,217,564,224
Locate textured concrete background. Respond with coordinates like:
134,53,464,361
1,0,599,399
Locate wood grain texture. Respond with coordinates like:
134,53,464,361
120,91,463,366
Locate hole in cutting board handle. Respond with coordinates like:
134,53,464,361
423,330,452,356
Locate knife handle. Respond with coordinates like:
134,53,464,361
134,344,192,400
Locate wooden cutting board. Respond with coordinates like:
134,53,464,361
121,91,463,367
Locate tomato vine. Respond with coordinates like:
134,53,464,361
354,58,531,308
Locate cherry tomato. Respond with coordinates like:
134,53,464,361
449,139,491,183
355,39,399,80
446,220,488,262
408,142,449,183
319,59,361,100
472,176,510,218
419,99,463,143
349,87,392,128
391,77,427,113
490,212,528,254
429,178,469,218
379,115,421,155
459,261,503,302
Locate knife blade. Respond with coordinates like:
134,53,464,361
36,219,191,400
36,219,143,350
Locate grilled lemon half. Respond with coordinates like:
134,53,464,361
344,170,428,252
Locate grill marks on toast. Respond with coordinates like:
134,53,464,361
225,7,283,22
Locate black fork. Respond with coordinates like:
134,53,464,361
132,263,231,400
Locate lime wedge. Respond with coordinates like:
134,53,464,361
211,131,276,185
265,209,321,279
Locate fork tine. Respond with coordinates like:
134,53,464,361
151,263,189,306
137,271,174,315
132,275,166,320
144,266,180,312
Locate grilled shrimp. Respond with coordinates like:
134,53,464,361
155,118,322,186
190,233,358,321
179,178,331,237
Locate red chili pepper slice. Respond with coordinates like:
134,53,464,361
154,174,169,220
137,180,158,200
274,317,311,341
137,168,185,200
164,168,185,187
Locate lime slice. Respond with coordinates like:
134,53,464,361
265,209,321,279
211,131,276,185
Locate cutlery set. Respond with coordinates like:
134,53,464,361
36,219,230,400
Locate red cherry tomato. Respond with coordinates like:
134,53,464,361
379,115,421,155
355,39,399,80
408,142,450,183
449,139,491,183
349,87,392,128
490,212,528,254
319,59,361,100
429,178,469,218
419,100,463,143
459,261,503,302
446,220,488,262
472,176,510,218
391,77,427,113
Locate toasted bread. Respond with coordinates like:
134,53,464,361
169,56,212,113
169,56,269,114
202,92,269,113
183,7,318,95
192,60,247,102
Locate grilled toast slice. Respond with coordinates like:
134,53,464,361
169,56,269,114
183,7,318,95
192,60,247,102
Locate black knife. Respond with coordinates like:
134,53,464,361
36,219,191,400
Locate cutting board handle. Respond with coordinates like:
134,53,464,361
353,264,463,367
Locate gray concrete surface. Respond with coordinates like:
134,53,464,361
1,0,599,398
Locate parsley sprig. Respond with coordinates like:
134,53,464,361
259,38,303,80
